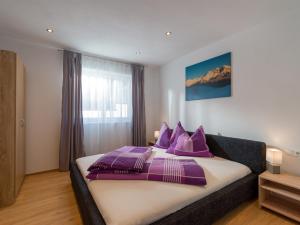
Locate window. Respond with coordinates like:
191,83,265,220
82,56,132,124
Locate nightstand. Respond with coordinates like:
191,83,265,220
259,171,300,222
148,140,155,146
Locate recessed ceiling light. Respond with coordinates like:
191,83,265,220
46,28,54,33
165,31,172,36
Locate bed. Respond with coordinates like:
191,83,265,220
70,134,266,225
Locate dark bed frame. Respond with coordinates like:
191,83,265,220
70,134,266,225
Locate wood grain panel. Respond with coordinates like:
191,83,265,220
0,50,16,206
15,55,25,196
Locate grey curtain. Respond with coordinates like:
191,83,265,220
132,64,146,146
59,50,85,171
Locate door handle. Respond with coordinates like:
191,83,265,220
19,119,25,128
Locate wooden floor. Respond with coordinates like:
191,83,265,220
0,171,297,225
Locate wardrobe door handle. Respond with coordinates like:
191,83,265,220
19,119,25,128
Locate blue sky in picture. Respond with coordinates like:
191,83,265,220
185,52,231,101
186,52,231,79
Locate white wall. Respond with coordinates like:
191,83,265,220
0,36,62,174
160,12,300,175
144,66,161,143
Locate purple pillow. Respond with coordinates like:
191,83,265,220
154,122,172,149
166,122,185,154
174,126,213,157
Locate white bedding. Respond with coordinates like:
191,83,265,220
76,147,251,225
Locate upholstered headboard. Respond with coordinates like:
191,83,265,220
207,134,266,174
188,133,266,174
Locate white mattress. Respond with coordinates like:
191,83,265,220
76,147,251,225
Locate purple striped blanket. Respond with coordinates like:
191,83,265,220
87,146,152,172
87,158,207,186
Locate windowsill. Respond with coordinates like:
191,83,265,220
83,120,132,125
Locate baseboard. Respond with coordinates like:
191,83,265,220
26,168,59,176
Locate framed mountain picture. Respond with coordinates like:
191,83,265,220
185,52,231,101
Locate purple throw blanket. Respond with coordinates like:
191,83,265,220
88,146,152,172
87,158,206,186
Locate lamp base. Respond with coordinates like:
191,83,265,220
267,162,280,174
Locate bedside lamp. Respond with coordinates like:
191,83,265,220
154,130,160,141
266,148,283,174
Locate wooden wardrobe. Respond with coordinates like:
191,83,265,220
0,50,25,207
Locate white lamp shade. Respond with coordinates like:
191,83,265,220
154,130,160,139
266,148,282,165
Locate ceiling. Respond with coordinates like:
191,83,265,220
0,0,299,65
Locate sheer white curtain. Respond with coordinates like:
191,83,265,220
82,55,132,155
